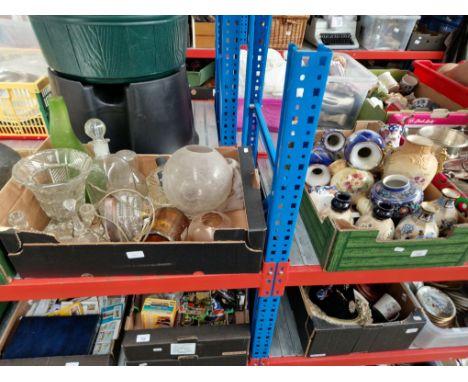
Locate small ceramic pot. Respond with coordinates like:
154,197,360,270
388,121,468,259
395,202,439,240
306,164,331,188
187,211,231,242
344,129,385,171
370,174,424,219
331,167,375,204
377,71,399,93
309,186,338,215
355,202,395,241
411,97,439,111
399,74,419,95
373,293,401,322
432,188,460,236
320,191,353,225
321,129,347,155
379,124,405,149
310,147,335,166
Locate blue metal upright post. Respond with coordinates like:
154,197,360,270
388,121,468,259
250,44,332,362
215,16,244,146
241,16,272,160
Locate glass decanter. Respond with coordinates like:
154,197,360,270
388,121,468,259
85,118,148,205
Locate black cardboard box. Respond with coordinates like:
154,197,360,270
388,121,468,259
0,300,127,366
122,298,250,366
288,284,426,357
126,354,248,366
0,145,266,278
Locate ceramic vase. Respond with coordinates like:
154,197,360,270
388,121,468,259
395,202,439,240
330,167,374,204
432,188,460,236
370,174,423,220
306,164,331,188
310,147,335,166
379,124,405,149
344,129,385,171
383,135,439,190
355,202,395,241
320,191,354,225
321,129,346,156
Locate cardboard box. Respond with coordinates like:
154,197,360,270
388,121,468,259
0,144,266,278
141,298,177,329
192,18,215,48
0,299,127,365
122,296,250,366
300,120,468,272
288,283,427,357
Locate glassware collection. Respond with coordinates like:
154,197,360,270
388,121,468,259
7,96,244,244
307,123,461,241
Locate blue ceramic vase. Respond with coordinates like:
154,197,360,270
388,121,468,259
370,174,423,219
310,147,334,166
344,129,385,171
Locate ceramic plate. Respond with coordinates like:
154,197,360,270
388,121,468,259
416,286,456,319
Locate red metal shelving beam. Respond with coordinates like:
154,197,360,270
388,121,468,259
187,48,216,59
187,48,445,61
334,50,445,60
0,273,262,301
287,263,468,286
262,346,468,366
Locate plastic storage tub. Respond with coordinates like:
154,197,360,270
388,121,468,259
29,16,187,84
413,60,468,108
358,16,420,51
237,53,377,131
408,285,468,349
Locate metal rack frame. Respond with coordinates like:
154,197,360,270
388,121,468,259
233,16,468,365
0,15,466,367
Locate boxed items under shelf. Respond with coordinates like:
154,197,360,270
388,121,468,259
0,144,266,279
0,296,127,365
409,282,468,349
122,291,250,366
357,16,420,51
300,121,468,272
186,59,215,87
287,283,426,357
191,16,215,48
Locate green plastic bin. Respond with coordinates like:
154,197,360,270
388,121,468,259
187,61,215,87
29,16,188,84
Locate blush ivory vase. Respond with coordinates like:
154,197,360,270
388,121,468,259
383,135,438,190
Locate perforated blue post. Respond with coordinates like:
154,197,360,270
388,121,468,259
241,16,272,159
239,16,249,44
215,16,243,146
250,44,332,359
265,44,332,263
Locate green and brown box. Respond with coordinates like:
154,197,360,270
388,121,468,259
301,121,468,271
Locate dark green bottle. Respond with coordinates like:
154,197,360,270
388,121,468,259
48,96,86,153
